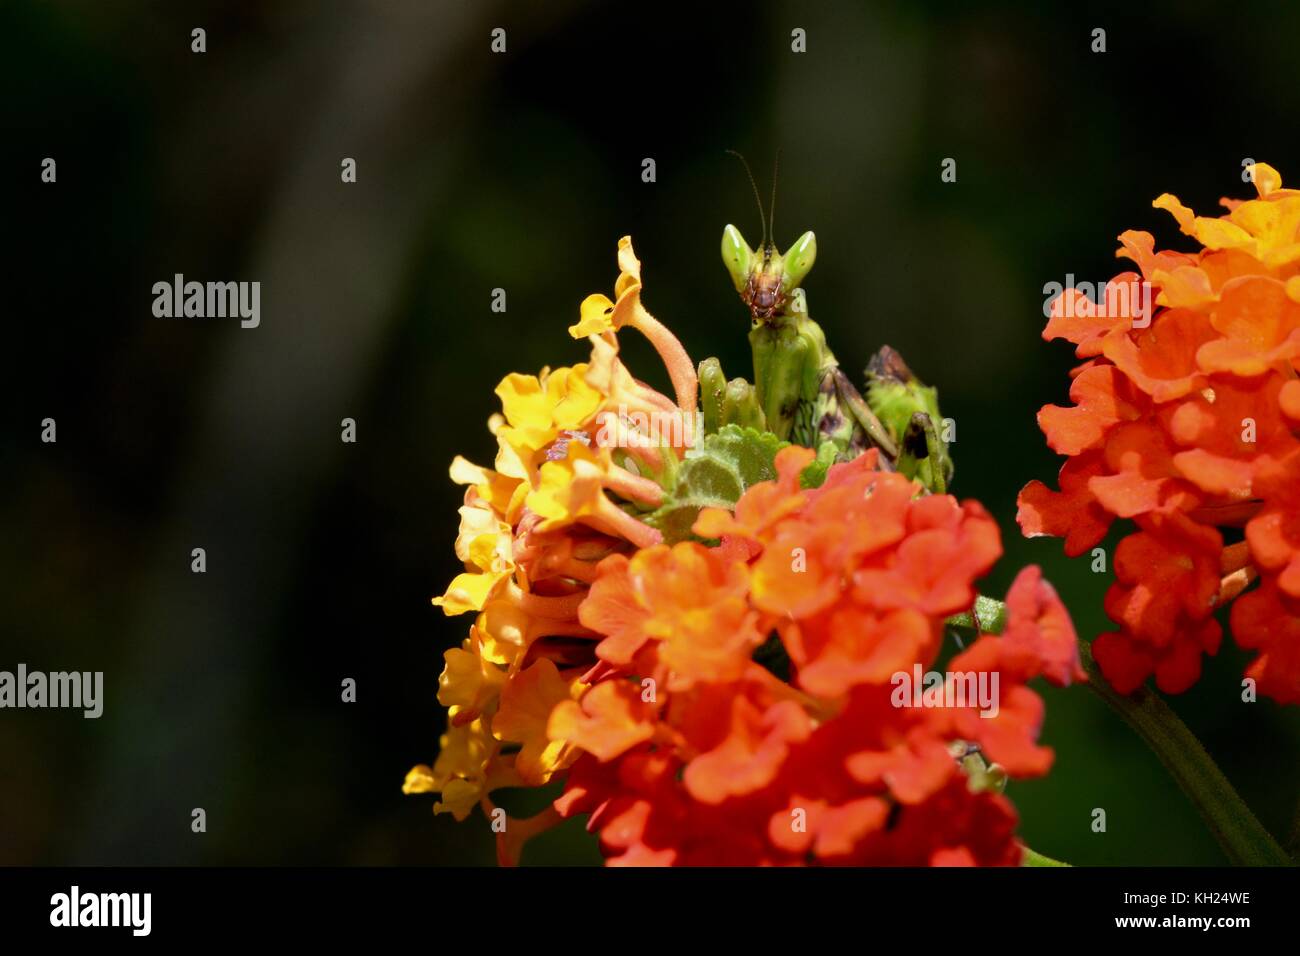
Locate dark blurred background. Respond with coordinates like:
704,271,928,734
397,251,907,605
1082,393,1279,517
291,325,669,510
2,0,1298,866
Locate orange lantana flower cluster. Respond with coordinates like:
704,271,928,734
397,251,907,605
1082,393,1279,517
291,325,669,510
411,236,1082,866
552,447,1083,865
1019,163,1300,704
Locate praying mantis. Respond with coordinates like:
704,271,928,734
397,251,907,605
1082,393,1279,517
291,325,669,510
699,154,954,493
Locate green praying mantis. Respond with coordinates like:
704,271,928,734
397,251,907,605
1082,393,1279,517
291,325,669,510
698,154,954,494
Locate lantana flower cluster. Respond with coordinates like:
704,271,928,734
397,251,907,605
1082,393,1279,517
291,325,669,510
409,237,1083,865
1019,163,1300,704
553,449,1082,865
403,239,695,854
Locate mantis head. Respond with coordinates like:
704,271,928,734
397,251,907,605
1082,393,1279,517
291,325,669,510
721,224,817,321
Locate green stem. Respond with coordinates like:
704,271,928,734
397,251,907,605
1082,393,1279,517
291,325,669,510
1020,844,1070,867
1078,640,1290,866
959,595,1291,866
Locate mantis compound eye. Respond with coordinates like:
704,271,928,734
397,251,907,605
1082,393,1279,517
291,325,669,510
779,230,816,295
721,224,754,295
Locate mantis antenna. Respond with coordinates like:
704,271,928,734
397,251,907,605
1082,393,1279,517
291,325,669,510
725,149,768,248
768,149,780,251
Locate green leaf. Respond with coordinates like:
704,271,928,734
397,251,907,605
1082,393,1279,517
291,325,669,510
1020,845,1070,867
799,441,838,489
642,425,786,543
